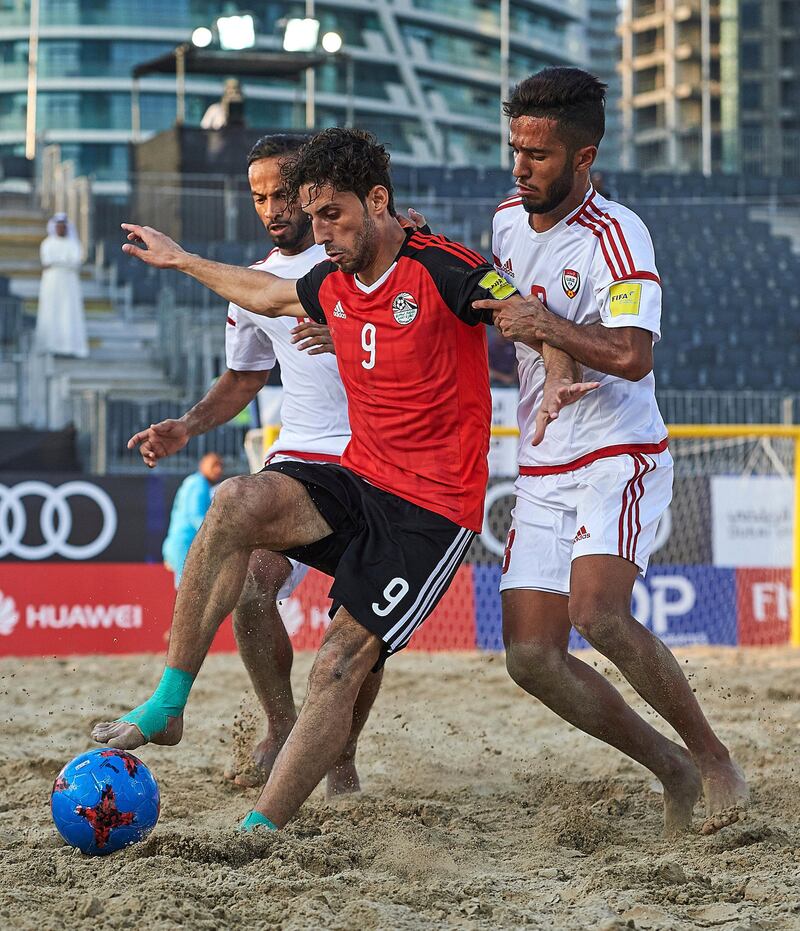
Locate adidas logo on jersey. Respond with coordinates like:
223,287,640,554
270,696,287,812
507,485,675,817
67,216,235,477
573,525,590,543
332,301,347,319
501,257,513,276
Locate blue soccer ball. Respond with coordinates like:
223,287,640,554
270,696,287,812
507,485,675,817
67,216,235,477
50,748,160,855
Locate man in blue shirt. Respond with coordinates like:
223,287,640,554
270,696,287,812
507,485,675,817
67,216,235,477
163,453,224,586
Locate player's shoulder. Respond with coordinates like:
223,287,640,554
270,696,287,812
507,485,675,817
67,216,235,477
569,191,653,244
403,230,489,272
249,247,279,270
492,194,524,230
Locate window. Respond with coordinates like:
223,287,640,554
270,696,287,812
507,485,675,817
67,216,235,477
740,81,762,110
740,42,762,71
740,2,761,30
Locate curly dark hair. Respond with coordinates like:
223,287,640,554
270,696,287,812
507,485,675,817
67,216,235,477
280,128,396,215
504,67,606,151
246,133,311,167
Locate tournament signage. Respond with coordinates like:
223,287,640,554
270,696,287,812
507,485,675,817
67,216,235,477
0,473,791,655
0,473,181,563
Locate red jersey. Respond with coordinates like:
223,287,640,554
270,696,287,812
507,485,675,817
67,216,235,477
295,228,517,531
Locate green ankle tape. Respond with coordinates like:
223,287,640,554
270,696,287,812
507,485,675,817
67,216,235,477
119,666,195,741
239,811,278,832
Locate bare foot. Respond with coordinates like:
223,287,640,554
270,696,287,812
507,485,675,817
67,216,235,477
699,756,748,835
326,756,360,800
91,713,183,750
660,749,703,837
224,733,285,788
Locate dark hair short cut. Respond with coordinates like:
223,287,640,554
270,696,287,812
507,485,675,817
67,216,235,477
247,133,311,167
504,67,606,150
280,128,396,215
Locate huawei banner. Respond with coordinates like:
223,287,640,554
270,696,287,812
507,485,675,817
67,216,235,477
0,563,475,657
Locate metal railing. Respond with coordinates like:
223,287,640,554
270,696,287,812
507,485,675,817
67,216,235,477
71,390,251,475
656,391,798,426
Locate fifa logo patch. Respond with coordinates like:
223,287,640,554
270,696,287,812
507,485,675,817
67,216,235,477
562,268,580,299
609,281,642,316
392,292,418,325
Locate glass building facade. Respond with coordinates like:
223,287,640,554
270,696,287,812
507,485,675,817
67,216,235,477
0,0,585,186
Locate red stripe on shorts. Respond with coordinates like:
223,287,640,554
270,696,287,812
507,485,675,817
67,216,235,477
630,454,656,562
618,456,642,559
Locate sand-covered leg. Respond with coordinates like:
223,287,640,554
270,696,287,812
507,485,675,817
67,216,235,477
225,551,298,788
326,667,383,799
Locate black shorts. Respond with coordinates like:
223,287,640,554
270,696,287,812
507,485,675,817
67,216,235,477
262,461,475,661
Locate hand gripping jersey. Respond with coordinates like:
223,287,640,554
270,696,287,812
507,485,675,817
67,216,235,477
493,187,668,474
296,228,517,532
225,244,350,461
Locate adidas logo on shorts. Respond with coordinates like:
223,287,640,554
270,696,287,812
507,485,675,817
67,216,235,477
573,525,590,543
332,301,347,319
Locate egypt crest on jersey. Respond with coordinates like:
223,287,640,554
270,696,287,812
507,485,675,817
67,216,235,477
492,188,668,472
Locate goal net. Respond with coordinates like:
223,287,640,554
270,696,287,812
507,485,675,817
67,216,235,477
242,425,799,652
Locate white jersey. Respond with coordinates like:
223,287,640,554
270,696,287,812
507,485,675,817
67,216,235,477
492,186,668,474
225,244,350,461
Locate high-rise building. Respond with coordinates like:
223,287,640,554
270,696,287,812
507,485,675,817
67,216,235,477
0,0,584,188
586,0,622,170
619,0,800,176
619,0,722,174
721,0,800,177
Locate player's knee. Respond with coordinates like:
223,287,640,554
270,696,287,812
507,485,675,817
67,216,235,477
208,475,281,534
505,640,564,693
206,475,250,525
569,598,622,647
307,634,371,701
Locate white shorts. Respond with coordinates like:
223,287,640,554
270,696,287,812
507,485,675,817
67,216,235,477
276,558,308,602
499,449,673,596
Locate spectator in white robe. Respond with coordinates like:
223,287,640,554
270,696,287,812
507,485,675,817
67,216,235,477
34,213,88,358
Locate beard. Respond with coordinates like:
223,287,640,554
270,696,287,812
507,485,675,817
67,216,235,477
520,163,575,216
331,213,379,274
269,213,312,252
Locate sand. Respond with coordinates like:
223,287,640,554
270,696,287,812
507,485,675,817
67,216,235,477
1,647,800,930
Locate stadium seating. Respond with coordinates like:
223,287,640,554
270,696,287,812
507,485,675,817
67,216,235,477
99,168,800,399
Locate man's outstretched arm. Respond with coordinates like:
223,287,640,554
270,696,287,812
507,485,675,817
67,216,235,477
121,223,305,317
128,369,269,468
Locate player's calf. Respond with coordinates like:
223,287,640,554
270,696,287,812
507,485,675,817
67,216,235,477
225,554,297,786
245,612,381,829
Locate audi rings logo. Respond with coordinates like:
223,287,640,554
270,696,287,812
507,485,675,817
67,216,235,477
0,481,118,560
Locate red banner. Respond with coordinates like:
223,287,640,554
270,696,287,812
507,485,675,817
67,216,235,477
736,568,791,646
0,563,476,656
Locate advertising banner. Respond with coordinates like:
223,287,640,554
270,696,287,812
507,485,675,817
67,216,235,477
0,473,181,564
0,474,791,655
711,476,793,568
735,568,791,646
473,564,739,651
0,563,476,657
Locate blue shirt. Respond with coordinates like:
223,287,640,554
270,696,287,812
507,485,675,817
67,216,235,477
162,472,213,575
